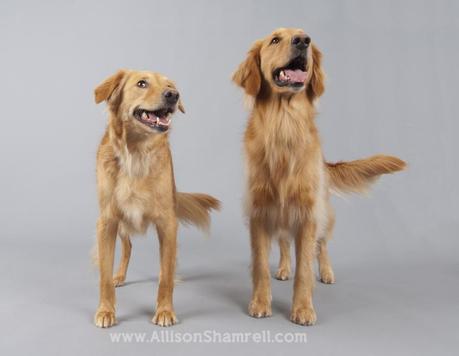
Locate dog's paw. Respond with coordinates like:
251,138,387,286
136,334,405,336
248,299,272,318
290,307,317,326
275,267,290,281
320,269,335,284
152,309,177,327
113,274,126,287
94,309,116,328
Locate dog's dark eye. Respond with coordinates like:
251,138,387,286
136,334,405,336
270,37,280,45
137,80,148,88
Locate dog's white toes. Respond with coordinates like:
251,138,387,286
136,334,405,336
248,300,272,318
152,310,177,327
94,309,117,328
290,307,317,326
275,268,290,281
113,275,126,287
320,269,335,284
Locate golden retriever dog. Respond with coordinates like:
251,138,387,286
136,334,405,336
233,28,406,325
93,70,219,328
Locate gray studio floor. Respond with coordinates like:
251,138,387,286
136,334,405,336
2,231,457,356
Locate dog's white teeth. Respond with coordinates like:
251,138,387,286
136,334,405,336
141,112,148,120
279,70,289,82
155,117,159,125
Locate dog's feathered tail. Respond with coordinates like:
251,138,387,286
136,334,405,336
326,155,406,195
176,192,221,231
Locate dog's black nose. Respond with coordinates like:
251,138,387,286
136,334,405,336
292,36,311,51
163,90,179,105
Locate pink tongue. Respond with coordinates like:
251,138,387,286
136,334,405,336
144,113,156,123
285,69,307,83
146,113,166,123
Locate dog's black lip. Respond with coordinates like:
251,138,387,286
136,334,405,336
272,55,307,87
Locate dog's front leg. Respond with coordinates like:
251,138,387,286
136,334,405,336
152,215,178,327
248,217,272,318
291,220,317,326
94,217,118,328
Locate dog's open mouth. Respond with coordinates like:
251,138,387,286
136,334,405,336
134,107,173,132
273,56,307,88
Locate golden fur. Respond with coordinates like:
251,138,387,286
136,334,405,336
233,28,406,325
93,69,219,328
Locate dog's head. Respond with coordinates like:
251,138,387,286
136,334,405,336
232,28,324,101
95,70,185,134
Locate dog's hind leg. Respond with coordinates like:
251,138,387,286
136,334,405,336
113,232,132,287
317,209,335,284
275,233,291,281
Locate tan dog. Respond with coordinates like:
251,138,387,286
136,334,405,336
93,70,219,328
233,28,406,325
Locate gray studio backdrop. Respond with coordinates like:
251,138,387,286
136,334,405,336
1,1,458,356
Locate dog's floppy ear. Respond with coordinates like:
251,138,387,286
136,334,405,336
94,70,127,104
306,44,325,102
232,40,263,97
178,100,185,114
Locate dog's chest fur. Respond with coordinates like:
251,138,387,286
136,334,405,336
108,139,175,235
244,95,326,228
115,158,155,234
